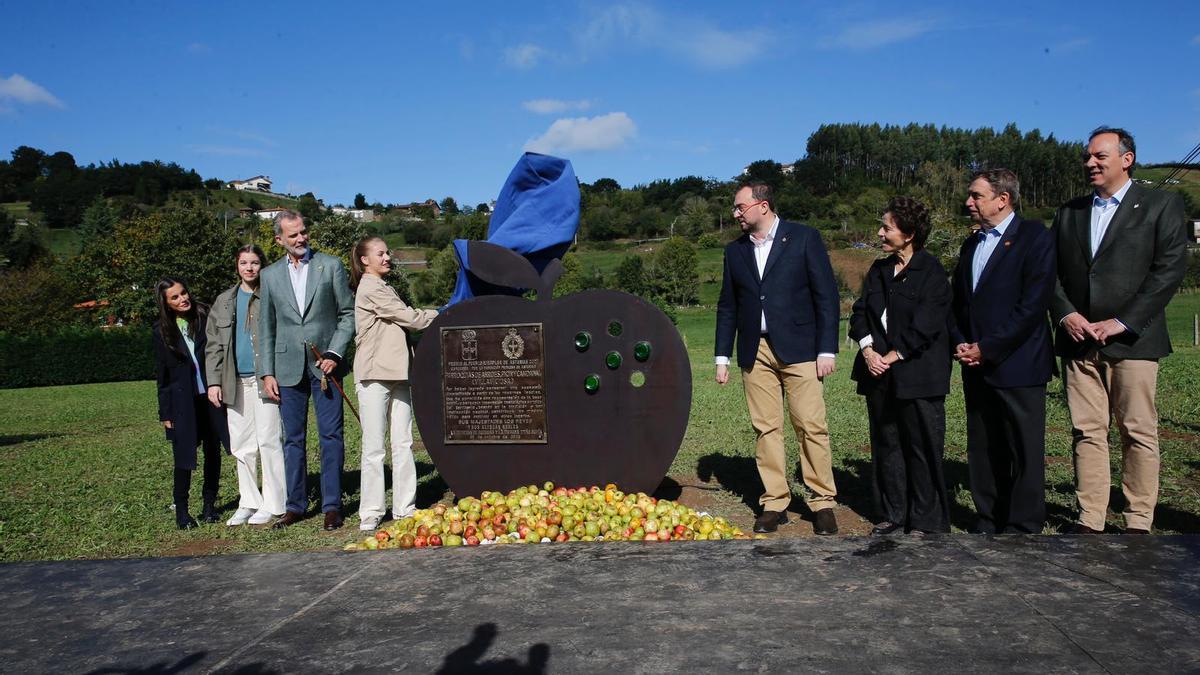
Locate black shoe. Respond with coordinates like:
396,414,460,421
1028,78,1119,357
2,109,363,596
176,515,199,530
753,510,789,533
1064,523,1104,534
1124,527,1150,535
871,521,902,536
813,508,839,535
200,503,220,524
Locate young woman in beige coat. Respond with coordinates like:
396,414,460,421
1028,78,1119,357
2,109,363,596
350,237,439,531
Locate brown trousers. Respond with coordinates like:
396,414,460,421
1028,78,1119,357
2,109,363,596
742,338,837,513
1064,354,1160,531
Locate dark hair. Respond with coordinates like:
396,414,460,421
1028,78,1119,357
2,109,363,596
1088,126,1137,177
155,277,209,361
970,168,1021,210
350,236,386,290
883,196,932,250
235,244,268,289
737,182,775,212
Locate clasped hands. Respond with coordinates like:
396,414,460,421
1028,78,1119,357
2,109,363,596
1062,312,1126,345
862,346,898,377
954,343,982,367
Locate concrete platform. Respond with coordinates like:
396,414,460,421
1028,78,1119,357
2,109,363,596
2,536,1199,673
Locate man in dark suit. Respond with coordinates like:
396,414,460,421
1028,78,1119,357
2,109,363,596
950,169,1056,534
1052,127,1188,534
715,183,841,534
258,210,356,531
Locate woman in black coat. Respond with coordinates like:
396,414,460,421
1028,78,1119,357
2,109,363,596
849,197,953,535
153,277,229,529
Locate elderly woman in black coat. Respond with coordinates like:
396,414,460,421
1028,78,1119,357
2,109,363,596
849,197,953,535
153,277,229,529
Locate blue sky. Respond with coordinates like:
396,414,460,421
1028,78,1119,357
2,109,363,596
1,1,1198,207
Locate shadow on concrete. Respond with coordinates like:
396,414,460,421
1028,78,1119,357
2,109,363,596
436,623,549,675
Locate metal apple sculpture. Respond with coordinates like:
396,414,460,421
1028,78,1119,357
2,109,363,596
411,241,692,497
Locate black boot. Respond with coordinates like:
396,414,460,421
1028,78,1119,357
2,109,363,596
174,469,198,529
200,493,220,524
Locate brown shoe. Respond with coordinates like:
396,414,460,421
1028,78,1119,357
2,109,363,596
1064,523,1104,534
272,511,304,529
813,508,839,535
323,510,344,531
753,510,789,533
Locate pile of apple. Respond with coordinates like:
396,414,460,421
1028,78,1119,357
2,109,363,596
346,482,749,550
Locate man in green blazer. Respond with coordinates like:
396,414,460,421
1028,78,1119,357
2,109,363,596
257,210,356,530
1052,127,1189,534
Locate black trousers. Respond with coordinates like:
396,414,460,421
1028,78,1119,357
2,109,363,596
172,396,222,511
864,389,950,533
963,379,1046,534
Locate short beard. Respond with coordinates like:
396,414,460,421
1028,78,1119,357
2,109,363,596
283,242,308,258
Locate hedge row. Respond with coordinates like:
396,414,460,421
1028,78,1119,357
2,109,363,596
0,327,155,388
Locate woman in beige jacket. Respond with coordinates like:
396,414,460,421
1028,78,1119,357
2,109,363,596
351,237,439,531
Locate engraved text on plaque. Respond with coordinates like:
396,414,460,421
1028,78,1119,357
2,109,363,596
441,323,547,444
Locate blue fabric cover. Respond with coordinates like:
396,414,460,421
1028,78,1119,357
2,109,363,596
447,152,580,306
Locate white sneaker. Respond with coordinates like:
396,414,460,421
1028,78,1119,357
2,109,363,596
359,515,382,531
248,509,279,526
226,507,256,526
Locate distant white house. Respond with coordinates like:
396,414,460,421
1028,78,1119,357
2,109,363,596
229,175,272,192
253,207,290,220
1192,220,1200,243
331,206,377,222
740,163,795,176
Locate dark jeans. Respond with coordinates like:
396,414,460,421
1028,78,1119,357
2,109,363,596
172,396,221,512
865,389,950,533
280,369,345,514
964,379,1046,534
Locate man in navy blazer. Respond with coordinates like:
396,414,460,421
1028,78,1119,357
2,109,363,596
715,183,841,535
950,169,1056,534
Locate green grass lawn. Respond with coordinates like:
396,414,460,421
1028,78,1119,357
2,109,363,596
2,296,1199,562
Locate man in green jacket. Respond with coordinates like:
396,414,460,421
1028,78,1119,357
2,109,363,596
1052,127,1189,534
257,210,356,530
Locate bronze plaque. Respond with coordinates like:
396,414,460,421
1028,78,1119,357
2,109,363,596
440,323,547,444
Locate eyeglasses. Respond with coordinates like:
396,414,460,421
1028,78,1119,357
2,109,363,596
732,200,765,216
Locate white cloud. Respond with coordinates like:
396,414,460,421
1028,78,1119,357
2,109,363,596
504,43,546,69
821,17,937,50
574,5,765,69
522,98,594,114
1051,37,1091,52
0,73,65,109
524,112,637,154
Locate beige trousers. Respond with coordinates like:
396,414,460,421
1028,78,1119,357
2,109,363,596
357,380,418,521
742,338,837,512
1064,354,1160,531
227,376,286,515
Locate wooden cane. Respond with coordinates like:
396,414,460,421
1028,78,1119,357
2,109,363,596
306,342,361,423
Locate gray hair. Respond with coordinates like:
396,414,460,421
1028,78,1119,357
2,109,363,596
272,209,304,236
971,168,1020,210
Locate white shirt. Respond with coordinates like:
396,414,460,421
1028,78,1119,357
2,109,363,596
715,217,834,365
1091,178,1132,258
288,254,310,317
972,211,1015,291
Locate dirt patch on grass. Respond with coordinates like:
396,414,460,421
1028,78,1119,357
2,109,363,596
829,248,879,294
661,475,873,538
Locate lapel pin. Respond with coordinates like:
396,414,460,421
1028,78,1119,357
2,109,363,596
781,237,787,242
1004,241,1012,247
1134,204,1140,209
